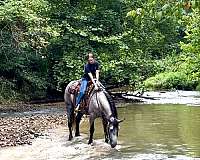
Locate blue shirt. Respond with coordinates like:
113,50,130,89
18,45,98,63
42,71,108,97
83,61,99,81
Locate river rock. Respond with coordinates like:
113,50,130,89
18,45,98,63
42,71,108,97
0,115,67,147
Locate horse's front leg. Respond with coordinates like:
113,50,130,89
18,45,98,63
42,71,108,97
88,116,95,144
75,111,83,137
102,116,109,143
66,103,74,141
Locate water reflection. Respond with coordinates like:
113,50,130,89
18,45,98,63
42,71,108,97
112,104,200,159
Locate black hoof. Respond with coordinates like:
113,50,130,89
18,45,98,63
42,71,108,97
68,135,73,141
88,139,93,144
105,139,109,143
75,133,80,137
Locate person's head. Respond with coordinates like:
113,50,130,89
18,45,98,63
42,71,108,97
87,53,95,64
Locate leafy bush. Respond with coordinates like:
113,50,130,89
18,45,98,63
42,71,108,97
0,78,20,103
196,83,200,91
144,71,196,90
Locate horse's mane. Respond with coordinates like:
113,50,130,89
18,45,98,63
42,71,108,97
103,91,118,118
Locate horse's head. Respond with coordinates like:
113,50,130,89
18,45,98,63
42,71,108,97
108,117,123,148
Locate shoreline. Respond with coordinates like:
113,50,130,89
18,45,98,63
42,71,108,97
0,114,67,148
1,90,200,109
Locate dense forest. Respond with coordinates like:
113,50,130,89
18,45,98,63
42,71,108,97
0,0,200,103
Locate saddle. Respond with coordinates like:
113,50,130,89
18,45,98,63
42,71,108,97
68,80,94,112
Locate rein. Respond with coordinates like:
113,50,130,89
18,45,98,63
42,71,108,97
95,91,101,110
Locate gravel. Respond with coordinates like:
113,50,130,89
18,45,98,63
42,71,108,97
0,114,67,147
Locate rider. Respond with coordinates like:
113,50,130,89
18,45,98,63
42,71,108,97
75,53,100,111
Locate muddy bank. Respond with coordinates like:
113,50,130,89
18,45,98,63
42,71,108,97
0,102,67,147
0,114,66,147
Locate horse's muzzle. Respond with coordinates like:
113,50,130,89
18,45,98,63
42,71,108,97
110,141,117,148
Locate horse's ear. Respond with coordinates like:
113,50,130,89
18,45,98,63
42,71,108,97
117,118,124,123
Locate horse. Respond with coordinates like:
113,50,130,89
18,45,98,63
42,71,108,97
64,80,123,148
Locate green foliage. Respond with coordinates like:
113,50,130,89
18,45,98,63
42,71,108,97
143,4,200,91
0,78,19,103
196,83,200,91
53,53,84,90
0,0,52,101
144,71,193,90
1,0,200,103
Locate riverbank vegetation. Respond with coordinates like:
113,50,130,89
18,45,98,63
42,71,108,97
0,0,200,103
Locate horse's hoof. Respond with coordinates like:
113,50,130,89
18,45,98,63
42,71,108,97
105,139,109,143
88,140,93,144
68,135,73,141
75,133,80,137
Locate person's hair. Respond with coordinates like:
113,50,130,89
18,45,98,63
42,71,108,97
86,52,95,60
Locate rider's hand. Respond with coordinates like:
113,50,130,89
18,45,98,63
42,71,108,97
96,80,100,85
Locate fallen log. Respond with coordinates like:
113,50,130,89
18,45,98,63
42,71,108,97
108,91,158,103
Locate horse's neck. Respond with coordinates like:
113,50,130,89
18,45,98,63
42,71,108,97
96,90,113,119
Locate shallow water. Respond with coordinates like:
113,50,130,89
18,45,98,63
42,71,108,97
0,104,200,160
116,104,200,159
79,104,200,159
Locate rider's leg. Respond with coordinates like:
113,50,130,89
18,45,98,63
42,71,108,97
76,78,88,109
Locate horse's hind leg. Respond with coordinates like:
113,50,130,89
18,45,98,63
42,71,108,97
88,116,95,144
75,111,83,137
67,104,74,140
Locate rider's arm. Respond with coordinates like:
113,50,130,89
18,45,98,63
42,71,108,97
88,73,97,86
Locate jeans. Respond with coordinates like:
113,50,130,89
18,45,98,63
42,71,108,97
76,78,88,105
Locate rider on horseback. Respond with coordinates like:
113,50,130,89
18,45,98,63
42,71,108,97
75,53,100,111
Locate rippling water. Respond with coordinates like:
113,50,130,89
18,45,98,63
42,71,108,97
0,103,200,160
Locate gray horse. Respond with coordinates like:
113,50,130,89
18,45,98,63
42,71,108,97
64,80,123,148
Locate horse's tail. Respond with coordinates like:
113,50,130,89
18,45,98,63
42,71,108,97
64,82,76,127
